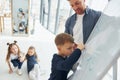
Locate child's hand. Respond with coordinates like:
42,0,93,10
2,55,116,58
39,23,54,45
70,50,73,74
37,59,40,62
73,43,77,50
19,57,25,62
9,69,13,74
77,43,85,50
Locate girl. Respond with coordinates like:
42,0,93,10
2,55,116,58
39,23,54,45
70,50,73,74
22,46,41,80
6,41,24,75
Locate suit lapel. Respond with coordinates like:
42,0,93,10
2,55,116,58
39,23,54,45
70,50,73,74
71,14,77,36
83,14,87,44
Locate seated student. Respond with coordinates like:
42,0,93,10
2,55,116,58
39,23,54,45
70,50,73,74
48,33,85,80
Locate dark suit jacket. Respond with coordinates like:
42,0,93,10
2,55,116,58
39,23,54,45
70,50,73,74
65,7,101,44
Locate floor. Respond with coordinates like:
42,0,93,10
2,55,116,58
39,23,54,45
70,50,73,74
0,19,120,80
0,20,57,80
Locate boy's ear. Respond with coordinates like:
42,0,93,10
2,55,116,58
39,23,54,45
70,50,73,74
57,47,61,51
57,46,61,51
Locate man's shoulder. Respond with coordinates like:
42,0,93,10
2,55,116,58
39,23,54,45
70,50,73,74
67,13,77,21
70,13,76,18
87,7,101,16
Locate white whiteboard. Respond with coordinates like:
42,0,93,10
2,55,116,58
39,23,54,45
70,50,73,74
69,0,120,80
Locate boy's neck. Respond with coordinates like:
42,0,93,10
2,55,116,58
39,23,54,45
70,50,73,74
58,52,66,58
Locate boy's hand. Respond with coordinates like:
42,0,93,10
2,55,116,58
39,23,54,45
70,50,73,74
73,43,77,50
77,43,85,50
9,69,13,74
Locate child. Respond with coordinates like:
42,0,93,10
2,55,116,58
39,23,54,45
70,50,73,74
6,41,24,75
22,46,41,80
19,23,25,32
49,33,85,80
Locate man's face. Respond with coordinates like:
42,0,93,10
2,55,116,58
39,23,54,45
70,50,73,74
58,42,74,56
69,0,86,15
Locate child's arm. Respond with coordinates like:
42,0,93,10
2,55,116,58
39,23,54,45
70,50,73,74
20,56,26,62
6,60,13,74
19,52,27,62
56,43,85,71
35,53,40,62
36,58,40,62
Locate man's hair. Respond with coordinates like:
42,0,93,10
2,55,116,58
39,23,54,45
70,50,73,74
55,33,74,46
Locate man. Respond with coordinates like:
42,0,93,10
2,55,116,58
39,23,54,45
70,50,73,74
65,0,101,44
65,0,101,73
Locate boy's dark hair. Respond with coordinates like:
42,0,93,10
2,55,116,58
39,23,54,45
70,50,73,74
55,33,74,46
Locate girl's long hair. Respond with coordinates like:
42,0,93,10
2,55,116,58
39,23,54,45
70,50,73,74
6,41,20,61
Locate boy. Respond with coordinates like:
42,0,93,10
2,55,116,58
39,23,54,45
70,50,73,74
49,33,84,80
